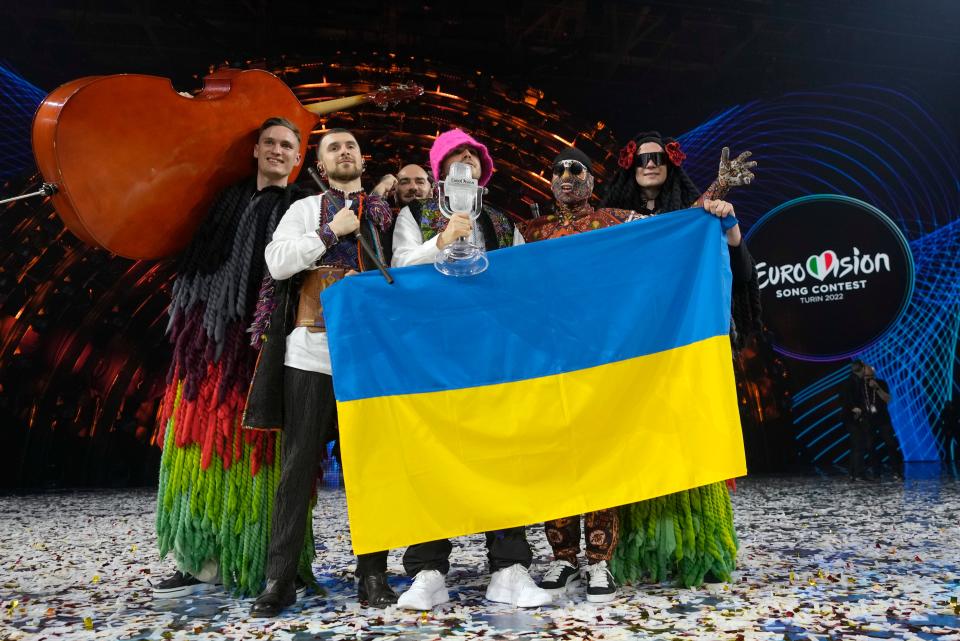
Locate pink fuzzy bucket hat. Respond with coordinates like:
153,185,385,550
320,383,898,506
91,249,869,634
429,129,495,187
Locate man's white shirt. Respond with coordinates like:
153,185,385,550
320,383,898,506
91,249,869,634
264,194,336,375
391,205,525,267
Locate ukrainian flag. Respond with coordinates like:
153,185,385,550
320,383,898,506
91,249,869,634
322,207,746,554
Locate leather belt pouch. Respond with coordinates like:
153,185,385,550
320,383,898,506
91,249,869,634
294,266,348,333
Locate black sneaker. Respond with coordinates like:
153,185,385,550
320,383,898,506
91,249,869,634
585,561,617,603
153,570,216,598
538,560,581,594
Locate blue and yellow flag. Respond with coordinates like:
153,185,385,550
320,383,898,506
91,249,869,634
322,208,746,554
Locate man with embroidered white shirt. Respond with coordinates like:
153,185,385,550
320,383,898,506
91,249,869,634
249,128,396,617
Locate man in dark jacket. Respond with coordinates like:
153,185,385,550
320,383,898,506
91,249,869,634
842,360,903,479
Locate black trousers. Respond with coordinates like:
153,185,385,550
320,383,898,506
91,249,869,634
403,527,533,576
848,416,903,477
872,419,904,473
265,367,387,584
848,417,872,478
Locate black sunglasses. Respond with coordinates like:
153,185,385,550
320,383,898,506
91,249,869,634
552,159,588,177
635,152,667,168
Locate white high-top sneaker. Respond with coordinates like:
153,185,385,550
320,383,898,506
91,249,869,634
538,560,581,595
485,564,552,608
585,560,617,603
397,569,449,611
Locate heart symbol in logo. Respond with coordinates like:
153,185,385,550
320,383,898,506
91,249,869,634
806,250,838,281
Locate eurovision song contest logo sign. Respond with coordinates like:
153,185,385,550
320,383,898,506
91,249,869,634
745,195,914,361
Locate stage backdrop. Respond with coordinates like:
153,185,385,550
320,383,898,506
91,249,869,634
678,85,960,468
2,64,958,487
747,195,914,362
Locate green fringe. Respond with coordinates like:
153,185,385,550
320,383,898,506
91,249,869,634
155,386,316,597
610,481,738,588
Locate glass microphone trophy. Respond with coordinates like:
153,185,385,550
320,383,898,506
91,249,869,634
434,162,489,277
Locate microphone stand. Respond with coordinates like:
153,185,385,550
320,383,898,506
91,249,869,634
0,182,58,206
307,167,394,285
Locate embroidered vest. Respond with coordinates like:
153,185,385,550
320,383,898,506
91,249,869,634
315,191,388,270
411,199,516,250
295,191,389,331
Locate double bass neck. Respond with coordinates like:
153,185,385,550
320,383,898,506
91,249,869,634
302,83,424,117
303,94,369,116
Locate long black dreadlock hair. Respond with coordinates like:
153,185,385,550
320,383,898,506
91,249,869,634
600,131,700,214
602,130,763,348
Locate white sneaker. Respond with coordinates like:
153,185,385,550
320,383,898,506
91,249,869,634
585,560,617,603
485,564,552,608
397,570,449,611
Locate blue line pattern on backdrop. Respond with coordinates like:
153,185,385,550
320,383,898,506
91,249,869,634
675,85,960,463
0,63,45,180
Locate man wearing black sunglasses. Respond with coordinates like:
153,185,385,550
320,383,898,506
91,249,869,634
518,148,648,603
520,148,646,243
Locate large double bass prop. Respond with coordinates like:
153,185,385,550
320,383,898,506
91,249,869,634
32,69,423,259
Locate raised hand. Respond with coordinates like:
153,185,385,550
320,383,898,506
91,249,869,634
372,174,398,199
718,147,757,188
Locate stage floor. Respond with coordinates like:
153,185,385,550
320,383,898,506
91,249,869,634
1,476,958,640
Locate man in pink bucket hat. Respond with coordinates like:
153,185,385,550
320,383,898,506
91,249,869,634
392,128,523,268
390,129,545,611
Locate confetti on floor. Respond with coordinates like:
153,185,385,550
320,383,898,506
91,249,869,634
1,474,959,640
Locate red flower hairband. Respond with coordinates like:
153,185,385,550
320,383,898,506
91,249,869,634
665,141,686,167
618,139,686,169
617,141,636,170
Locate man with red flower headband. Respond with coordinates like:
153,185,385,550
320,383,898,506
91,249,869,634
602,131,758,589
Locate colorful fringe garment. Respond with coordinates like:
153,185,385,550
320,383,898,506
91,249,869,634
611,481,738,588
154,180,314,596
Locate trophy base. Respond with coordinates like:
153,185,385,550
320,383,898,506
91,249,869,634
434,242,489,277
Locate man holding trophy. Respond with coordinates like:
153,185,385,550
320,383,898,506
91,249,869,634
391,128,523,272
390,129,549,611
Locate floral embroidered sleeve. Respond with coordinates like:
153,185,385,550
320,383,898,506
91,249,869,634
318,223,339,248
